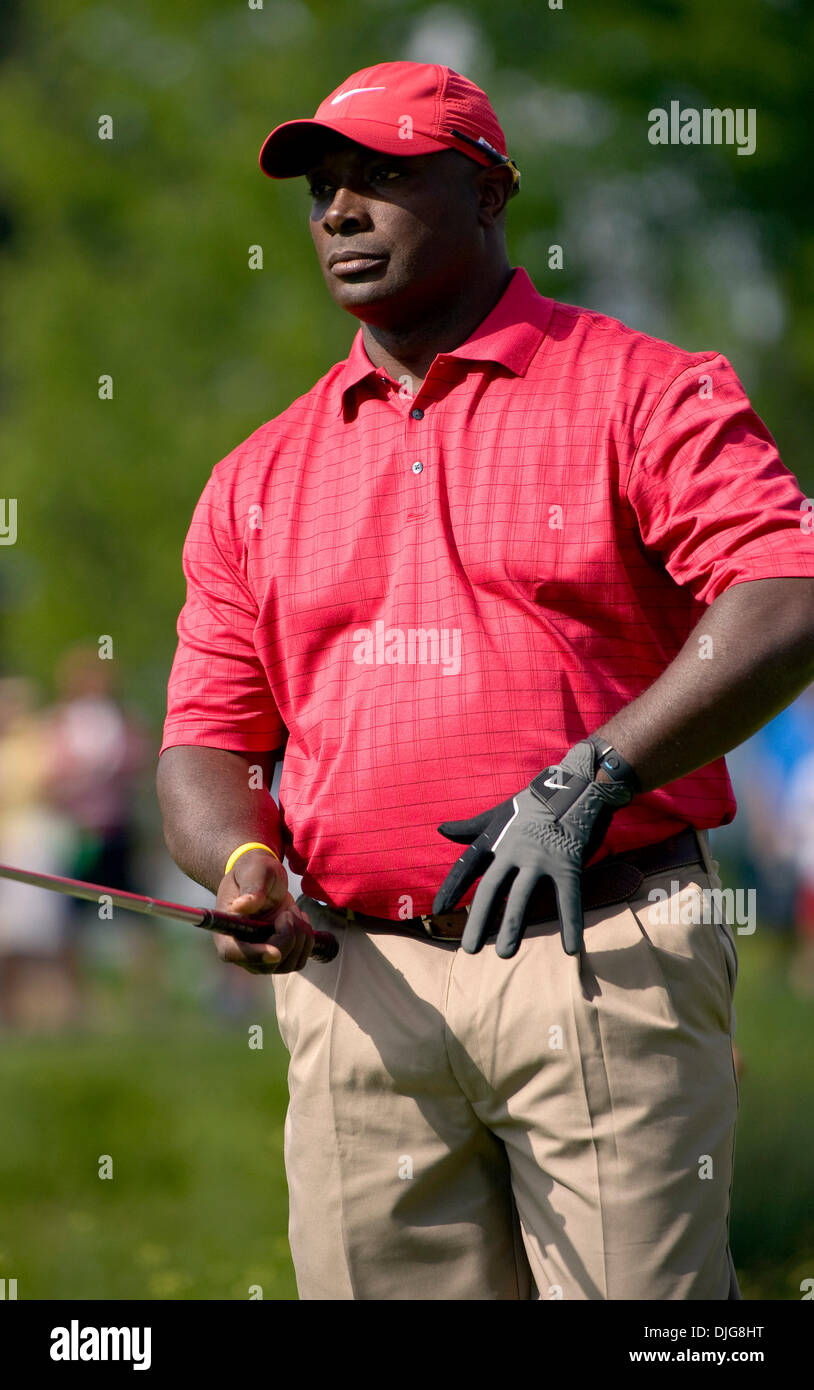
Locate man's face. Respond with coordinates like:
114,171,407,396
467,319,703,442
305,134,490,325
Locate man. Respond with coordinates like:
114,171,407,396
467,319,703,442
157,61,814,1300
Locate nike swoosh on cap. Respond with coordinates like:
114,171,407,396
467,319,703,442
330,86,387,105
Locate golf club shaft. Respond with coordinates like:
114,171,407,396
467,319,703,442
0,862,338,962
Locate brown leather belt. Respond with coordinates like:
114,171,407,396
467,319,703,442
334,827,705,941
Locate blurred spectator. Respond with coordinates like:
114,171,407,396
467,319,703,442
44,646,149,896
781,688,814,995
0,676,78,1029
714,686,814,932
41,646,162,1013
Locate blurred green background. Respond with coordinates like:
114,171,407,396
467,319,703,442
0,0,812,1300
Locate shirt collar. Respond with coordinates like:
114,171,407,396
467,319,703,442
335,266,552,417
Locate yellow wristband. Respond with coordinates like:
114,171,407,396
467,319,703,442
224,842,280,877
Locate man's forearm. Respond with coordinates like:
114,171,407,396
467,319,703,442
594,576,814,793
156,746,283,894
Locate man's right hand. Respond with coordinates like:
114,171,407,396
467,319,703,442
213,848,315,974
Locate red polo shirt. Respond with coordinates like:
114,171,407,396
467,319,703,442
161,267,814,917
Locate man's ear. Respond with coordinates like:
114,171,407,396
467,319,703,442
474,164,515,227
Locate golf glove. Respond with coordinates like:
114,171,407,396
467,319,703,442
433,737,640,957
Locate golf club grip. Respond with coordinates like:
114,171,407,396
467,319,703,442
308,929,340,963
210,908,338,963
229,925,338,963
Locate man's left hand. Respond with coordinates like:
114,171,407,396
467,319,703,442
433,738,638,958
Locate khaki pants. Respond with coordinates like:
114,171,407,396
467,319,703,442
271,834,740,1300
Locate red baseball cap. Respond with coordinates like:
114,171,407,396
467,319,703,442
259,60,520,195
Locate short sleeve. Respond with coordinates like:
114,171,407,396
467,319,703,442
160,465,286,756
624,354,814,604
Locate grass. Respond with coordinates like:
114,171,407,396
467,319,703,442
0,920,811,1300
727,927,814,1300
0,1013,297,1300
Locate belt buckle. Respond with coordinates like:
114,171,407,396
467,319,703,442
419,906,468,940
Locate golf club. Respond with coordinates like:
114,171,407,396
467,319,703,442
0,862,339,962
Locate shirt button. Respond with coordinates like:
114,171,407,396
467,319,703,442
412,460,423,474
410,408,424,420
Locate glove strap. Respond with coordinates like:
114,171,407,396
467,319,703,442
587,736,642,794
